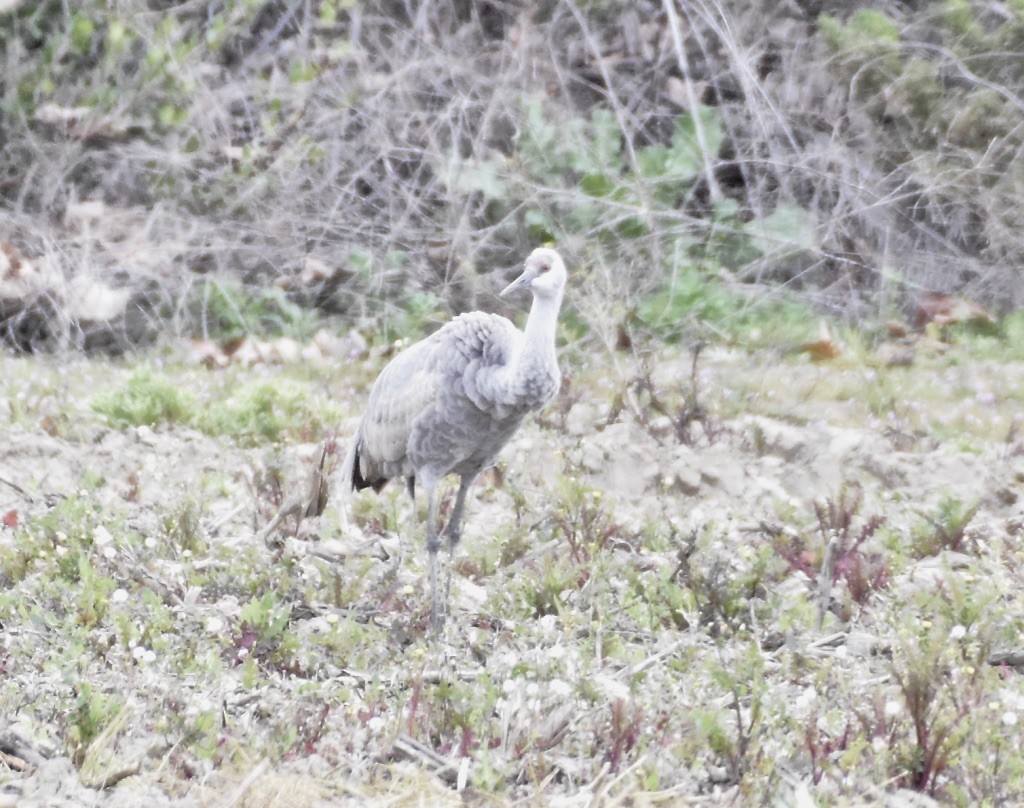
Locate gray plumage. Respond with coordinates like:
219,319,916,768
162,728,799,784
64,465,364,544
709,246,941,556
338,247,567,630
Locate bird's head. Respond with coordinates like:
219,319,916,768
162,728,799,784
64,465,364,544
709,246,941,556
500,248,566,301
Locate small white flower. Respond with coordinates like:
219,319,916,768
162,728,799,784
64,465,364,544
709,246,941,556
502,679,517,695
93,525,113,545
367,716,385,732
132,646,155,663
525,682,539,697
111,589,129,604
1002,711,1018,727
549,679,572,697
884,700,902,719
206,617,224,633
794,687,816,711
950,625,967,640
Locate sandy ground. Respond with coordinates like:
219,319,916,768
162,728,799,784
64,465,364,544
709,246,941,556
1,346,1023,805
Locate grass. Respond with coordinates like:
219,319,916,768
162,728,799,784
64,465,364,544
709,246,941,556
90,363,347,444
91,367,194,428
2,336,1024,803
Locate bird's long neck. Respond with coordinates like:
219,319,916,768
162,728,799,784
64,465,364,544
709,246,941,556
512,289,562,392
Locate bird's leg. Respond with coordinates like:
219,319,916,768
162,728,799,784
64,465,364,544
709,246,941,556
420,474,444,633
442,473,476,612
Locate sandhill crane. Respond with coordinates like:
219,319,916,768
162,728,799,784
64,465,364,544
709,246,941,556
330,248,566,631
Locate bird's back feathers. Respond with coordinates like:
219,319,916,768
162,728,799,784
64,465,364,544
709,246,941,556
349,310,553,491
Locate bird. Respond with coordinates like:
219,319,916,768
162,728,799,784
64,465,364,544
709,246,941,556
324,247,567,631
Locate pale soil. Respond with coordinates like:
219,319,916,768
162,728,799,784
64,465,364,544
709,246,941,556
0,346,1022,806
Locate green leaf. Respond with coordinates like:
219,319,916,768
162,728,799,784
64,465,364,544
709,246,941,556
522,95,558,164
447,158,507,200
525,208,554,241
743,204,816,257
567,201,601,232
666,106,724,180
636,145,669,178
580,172,615,197
590,109,621,170
288,59,319,83
106,20,128,52
319,1,338,23
71,12,95,53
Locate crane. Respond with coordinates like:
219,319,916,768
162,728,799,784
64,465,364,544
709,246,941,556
326,248,566,631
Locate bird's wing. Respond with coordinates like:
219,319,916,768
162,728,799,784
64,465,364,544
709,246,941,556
450,313,522,413
355,313,523,481
357,337,445,479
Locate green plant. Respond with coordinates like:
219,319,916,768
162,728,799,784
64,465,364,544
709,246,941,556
517,553,582,619
229,592,299,675
92,368,194,428
549,477,625,563
635,260,816,345
161,498,208,556
819,9,903,98
189,279,317,342
695,643,770,785
199,380,341,444
911,496,979,557
673,527,779,636
67,682,124,764
773,486,889,619
73,552,115,627
888,632,973,794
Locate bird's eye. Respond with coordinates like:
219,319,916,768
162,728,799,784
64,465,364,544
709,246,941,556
537,262,551,273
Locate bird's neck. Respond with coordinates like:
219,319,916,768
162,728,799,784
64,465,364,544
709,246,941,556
513,290,562,383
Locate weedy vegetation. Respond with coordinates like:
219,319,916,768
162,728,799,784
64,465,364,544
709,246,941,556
3,0,1024,805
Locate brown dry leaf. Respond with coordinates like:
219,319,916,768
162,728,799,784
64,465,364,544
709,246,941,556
0,242,28,279
664,76,706,108
299,257,333,287
33,103,138,141
887,320,908,338
913,292,994,330
190,339,226,368
798,320,843,361
227,336,269,367
1,249,65,295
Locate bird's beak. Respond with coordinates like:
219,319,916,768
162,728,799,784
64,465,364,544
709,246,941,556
500,271,531,298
